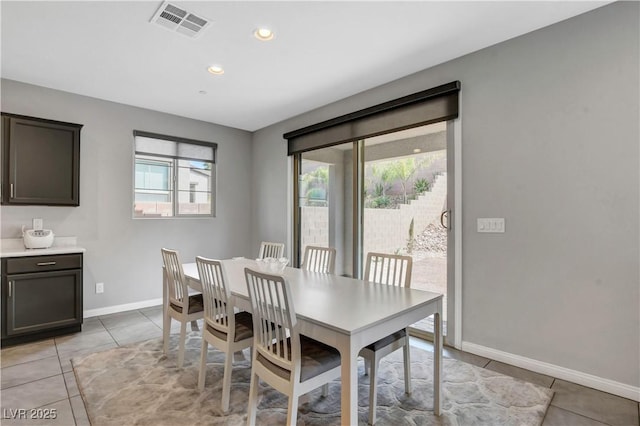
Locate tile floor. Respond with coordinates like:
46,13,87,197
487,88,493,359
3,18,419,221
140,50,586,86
1,306,638,426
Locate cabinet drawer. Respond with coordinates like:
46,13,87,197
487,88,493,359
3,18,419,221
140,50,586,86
5,254,82,274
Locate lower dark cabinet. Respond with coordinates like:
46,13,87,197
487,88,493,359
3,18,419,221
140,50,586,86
1,253,83,346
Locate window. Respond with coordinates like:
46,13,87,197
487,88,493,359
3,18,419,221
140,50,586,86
133,131,216,218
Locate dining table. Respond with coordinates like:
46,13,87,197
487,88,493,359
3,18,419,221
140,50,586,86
173,257,443,424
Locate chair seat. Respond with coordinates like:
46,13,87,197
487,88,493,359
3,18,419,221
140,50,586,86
257,335,341,382
206,311,254,342
170,293,204,314
362,328,406,352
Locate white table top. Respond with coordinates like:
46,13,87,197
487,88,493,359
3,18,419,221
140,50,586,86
183,257,443,337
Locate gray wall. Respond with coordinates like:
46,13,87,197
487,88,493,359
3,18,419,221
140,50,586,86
1,79,253,310
251,2,639,388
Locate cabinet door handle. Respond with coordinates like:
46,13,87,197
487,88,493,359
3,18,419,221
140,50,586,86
10,183,14,198
8,281,13,298
36,261,57,266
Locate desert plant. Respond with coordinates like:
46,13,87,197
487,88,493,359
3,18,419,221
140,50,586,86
388,158,418,203
407,217,415,254
302,166,328,190
370,163,395,196
374,182,384,197
414,178,431,195
370,195,391,208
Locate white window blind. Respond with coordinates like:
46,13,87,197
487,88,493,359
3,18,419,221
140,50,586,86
133,131,216,218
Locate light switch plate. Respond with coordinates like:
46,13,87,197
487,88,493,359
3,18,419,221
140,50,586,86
32,218,43,231
477,218,505,233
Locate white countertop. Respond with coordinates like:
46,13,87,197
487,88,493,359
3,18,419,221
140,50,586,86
0,237,86,258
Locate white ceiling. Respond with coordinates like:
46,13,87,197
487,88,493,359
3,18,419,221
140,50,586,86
1,1,609,132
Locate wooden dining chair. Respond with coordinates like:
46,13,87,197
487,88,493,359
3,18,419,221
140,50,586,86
301,245,336,274
195,257,253,412
161,248,204,368
258,241,285,259
244,267,341,426
361,252,413,425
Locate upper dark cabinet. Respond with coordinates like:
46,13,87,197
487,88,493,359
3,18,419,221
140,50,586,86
1,113,82,206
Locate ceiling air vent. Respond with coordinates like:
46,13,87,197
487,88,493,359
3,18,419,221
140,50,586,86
150,2,210,39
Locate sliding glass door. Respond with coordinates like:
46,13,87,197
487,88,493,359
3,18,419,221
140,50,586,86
362,123,448,336
294,122,450,337
288,82,460,345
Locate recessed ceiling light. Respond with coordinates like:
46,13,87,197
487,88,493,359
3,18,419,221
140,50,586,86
199,90,207,95
413,148,422,153
207,65,224,75
254,27,274,41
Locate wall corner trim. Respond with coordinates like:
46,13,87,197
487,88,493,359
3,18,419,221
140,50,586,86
461,341,640,402
83,298,163,318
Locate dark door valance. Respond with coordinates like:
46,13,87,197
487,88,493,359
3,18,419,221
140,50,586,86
285,81,460,156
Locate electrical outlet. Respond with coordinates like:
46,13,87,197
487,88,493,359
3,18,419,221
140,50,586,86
32,218,43,231
96,282,104,294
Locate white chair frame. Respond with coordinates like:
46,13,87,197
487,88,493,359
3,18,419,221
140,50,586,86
245,267,341,426
258,241,285,259
301,245,336,274
196,257,253,412
161,248,204,368
360,252,413,425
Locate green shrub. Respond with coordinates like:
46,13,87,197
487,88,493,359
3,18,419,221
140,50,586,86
414,178,431,195
306,187,326,200
370,195,391,208
374,182,384,197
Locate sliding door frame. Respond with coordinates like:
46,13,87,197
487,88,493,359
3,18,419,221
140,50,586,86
291,119,462,349
288,82,462,348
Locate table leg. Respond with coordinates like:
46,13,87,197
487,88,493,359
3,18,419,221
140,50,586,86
434,300,443,415
339,341,359,425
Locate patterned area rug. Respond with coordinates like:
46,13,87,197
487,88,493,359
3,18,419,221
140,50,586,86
72,333,553,425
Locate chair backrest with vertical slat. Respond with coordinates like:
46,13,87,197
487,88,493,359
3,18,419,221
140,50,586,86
245,267,299,374
302,245,336,274
364,252,413,288
196,256,233,335
258,242,285,259
161,248,187,308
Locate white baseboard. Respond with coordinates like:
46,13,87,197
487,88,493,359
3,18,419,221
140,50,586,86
461,341,640,402
83,298,163,318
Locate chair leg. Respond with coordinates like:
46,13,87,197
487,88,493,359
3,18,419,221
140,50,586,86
403,333,412,394
197,338,208,391
369,356,379,425
190,319,200,331
321,383,329,397
286,393,299,426
177,320,187,368
246,372,259,426
364,358,370,376
221,349,234,413
163,313,171,354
